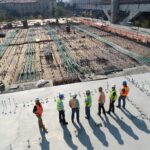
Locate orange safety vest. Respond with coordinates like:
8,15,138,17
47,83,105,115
98,92,105,104
120,86,129,96
35,104,43,116
70,99,79,108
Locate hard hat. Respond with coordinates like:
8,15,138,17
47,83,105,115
112,84,116,88
72,93,77,98
123,81,127,86
86,90,91,95
59,94,64,99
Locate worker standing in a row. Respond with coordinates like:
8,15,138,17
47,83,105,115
85,90,92,120
69,94,80,123
117,81,129,109
33,98,48,133
107,85,118,114
57,94,68,125
97,87,106,116
33,81,129,132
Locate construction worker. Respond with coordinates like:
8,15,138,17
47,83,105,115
85,90,92,120
69,94,80,123
98,87,106,116
107,85,118,114
33,98,48,133
57,94,68,125
117,81,129,109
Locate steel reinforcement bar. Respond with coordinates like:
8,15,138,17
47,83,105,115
74,26,150,66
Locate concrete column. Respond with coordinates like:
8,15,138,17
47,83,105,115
111,0,119,23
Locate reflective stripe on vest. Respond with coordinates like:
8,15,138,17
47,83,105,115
36,104,43,116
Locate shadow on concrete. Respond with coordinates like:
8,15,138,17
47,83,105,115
73,121,94,150
61,124,78,150
39,130,50,150
102,115,124,145
111,113,139,140
121,108,150,134
88,117,109,147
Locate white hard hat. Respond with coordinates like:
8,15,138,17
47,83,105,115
72,93,77,98
112,84,116,88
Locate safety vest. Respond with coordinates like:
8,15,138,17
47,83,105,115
57,98,64,111
109,90,117,102
120,86,129,96
35,104,43,116
98,92,105,104
70,99,79,109
85,95,92,107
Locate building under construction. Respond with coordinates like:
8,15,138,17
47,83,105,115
0,18,150,90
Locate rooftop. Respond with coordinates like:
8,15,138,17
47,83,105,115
0,73,150,150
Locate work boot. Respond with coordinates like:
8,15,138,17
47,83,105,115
97,113,101,116
116,105,121,108
63,122,68,125
106,111,110,115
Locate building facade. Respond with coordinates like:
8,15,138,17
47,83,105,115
0,0,56,17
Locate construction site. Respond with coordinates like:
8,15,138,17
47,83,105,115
0,18,150,90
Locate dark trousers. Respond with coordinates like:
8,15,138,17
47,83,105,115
71,108,79,122
59,110,66,124
108,101,115,113
36,115,47,131
118,95,126,108
85,106,91,119
98,103,106,115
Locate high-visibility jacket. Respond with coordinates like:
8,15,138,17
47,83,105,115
35,104,43,116
98,91,105,104
57,98,64,111
120,86,129,96
109,90,117,102
69,99,79,109
85,95,92,107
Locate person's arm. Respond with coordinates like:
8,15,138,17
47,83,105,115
33,106,37,114
77,99,80,108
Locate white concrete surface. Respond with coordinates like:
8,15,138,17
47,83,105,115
0,73,150,150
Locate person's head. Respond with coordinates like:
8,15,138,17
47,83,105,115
72,94,77,99
86,90,91,96
35,98,40,105
112,84,116,91
99,87,103,92
59,94,64,100
123,81,127,86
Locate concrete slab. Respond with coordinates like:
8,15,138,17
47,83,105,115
0,73,150,150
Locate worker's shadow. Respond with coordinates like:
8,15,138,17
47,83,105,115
61,124,78,150
39,130,50,150
102,115,124,145
88,117,109,147
121,108,150,134
73,121,94,150
111,113,139,140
